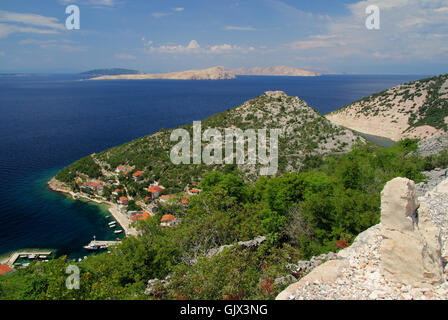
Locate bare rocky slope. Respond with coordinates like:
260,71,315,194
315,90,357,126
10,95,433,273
326,74,448,141
233,66,319,77
88,66,235,80
276,175,448,300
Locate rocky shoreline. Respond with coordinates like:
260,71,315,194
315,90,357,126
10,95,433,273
47,177,138,237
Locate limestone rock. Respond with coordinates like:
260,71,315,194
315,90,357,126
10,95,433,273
276,260,348,300
380,178,443,286
435,178,448,195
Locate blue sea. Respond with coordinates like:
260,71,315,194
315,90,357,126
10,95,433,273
0,74,427,259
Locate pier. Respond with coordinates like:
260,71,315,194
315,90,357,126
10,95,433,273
87,240,120,248
2,251,52,268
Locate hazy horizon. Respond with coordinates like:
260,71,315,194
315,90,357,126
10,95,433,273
0,1,447,75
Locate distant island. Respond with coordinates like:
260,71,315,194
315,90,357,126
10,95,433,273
88,66,235,80
233,66,320,77
81,68,144,76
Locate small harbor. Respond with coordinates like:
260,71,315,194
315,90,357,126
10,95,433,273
2,250,53,268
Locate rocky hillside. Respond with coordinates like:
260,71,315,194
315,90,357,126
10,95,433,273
326,74,448,141
54,91,362,192
88,66,235,80
277,175,448,300
233,66,319,77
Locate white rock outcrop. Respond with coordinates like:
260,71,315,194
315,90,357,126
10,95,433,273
276,176,448,300
380,178,443,287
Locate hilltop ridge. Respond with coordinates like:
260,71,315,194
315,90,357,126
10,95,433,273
53,91,362,194
326,74,448,141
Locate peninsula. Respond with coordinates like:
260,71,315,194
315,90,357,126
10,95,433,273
88,66,235,80
81,68,144,76
326,74,448,141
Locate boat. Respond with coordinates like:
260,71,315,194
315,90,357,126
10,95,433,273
83,244,99,251
19,254,27,259
28,254,36,259
108,221,116,225
114,230,123,234
22,263,30,267
39,255,47,259
109,224,116,228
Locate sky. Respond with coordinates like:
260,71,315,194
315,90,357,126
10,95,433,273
0,0,447,74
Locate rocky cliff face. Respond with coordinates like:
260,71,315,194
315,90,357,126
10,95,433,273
326,74,448,141
276,175,448,300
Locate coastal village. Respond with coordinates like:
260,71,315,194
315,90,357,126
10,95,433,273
1,162,202,271
48,162,202,248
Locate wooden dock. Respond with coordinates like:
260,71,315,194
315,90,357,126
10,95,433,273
3,251,52,267
87,240,120,248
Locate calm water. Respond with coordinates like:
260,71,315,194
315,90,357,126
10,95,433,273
0,74,426,258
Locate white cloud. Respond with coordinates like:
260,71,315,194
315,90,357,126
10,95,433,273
148,40,201,53
59,0,116,7
146,40,253,55
0,10,65,30
115,53,137,60
0,23,61,38
224,26,256,31
287,0,448,63
152,7,184,18
0,10,66,38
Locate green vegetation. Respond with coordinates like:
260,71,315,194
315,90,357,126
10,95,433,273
55,92,360,197
55,155,102,183
2,139,442,300
329,73,448,132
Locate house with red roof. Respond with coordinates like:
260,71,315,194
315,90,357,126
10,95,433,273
132,170,145,181
148,185,165,199
112,188,124,196
131,211,151,222
0,264,13,275
115,165,128,174
160,214,178,228
118,196,128,206
81,181,104,195
159,195,171,203
188,188,201,195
